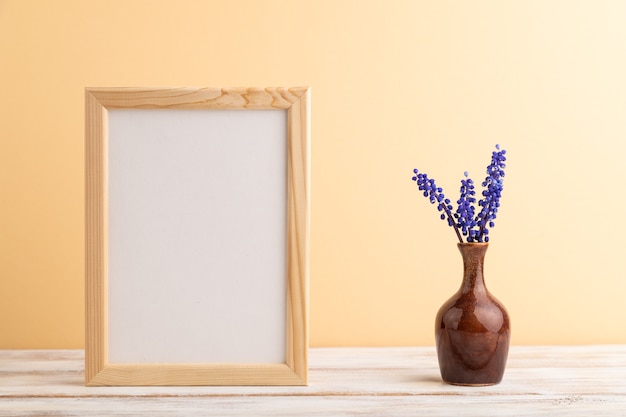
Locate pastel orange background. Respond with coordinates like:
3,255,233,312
2,0,626,348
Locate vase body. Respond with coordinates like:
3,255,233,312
435,243,510,386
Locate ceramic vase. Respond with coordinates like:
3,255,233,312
435,242,510,386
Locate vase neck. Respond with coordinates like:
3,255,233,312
458,243,489,295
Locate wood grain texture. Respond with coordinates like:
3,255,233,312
84,90,108,385
84,87,310,386
285,88,310,382
87,364,304,387
1,346,625,416
86,87,308,109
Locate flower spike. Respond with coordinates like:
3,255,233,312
411,171,464,243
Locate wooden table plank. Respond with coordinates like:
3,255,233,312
2,395,626,417
1,346,625,416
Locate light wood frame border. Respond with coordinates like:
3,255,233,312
85,87,310,386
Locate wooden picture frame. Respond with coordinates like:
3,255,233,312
85,87,310,386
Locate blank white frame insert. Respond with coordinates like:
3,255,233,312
107,109,287,364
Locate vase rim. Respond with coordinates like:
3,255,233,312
457,242,489,247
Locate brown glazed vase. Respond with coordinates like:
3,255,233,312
435,242,510,386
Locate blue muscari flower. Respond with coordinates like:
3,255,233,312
456,171,478,242
474,146,506,242
411,145,506,243
411,169,463,242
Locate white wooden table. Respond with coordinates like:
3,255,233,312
1,346,625,416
